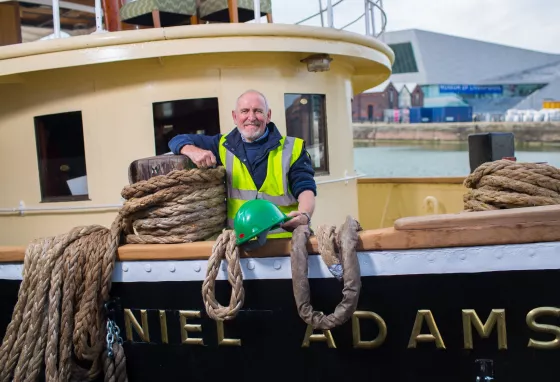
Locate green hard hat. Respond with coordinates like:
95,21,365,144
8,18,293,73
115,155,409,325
233,199,291,247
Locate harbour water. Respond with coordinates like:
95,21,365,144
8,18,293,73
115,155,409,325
353,141,560,178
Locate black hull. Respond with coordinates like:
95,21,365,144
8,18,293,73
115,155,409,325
2,266,560,381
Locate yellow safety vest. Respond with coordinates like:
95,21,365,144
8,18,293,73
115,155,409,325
218,133,304,239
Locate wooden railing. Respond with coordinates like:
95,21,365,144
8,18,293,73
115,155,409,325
2,205,559,263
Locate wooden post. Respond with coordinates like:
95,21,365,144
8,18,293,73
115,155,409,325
227,0,239,23
151,9,161,28
192,0,200,24
102,0,122,31
0,1,22,46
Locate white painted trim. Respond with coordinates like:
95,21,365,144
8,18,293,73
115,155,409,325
1,242,559,282
0,201,123,215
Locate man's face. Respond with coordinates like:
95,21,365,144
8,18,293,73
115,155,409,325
232,92,271,142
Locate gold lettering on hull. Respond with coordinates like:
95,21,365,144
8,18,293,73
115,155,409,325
408,310,446,349
179,310,204,345
527,307,560,350
217,320,241,346
159,310,168,344
301,325,337,348
119,306,560,350
462,309,507,350
352,311,387,349
124,309,150,342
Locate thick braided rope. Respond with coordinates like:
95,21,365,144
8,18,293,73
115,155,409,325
202,230,245,321
290,216,362,330
119,168,227,244
121,168,225,199
0,225,114,382
463,160,560,211
102,342,128,382
0,167,227,381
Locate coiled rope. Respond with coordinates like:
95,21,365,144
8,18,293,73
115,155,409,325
120,168,227,244
0,167,227,382
463,159,560,211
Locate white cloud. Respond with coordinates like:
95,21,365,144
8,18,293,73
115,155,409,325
268,0,560,54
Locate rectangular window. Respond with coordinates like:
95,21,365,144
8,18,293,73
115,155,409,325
389,42,419,74
34,111,89,202
284,94,329,175
153,97,220,155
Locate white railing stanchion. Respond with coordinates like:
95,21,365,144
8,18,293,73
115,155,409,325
95,0,103,32
318,0,325,27
52,0,61,38
369,1,376,36
253,0,261,23
364,0,371,35
326,0,334,28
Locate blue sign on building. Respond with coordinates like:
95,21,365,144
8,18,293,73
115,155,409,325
439,85,503,94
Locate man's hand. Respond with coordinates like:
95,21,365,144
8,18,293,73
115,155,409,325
180,145,217,168
280,211,310,232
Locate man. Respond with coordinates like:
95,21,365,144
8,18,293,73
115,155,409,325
168,89,316,236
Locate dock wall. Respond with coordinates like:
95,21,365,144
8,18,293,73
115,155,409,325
353,122,560,143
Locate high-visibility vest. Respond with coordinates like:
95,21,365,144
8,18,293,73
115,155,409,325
218,133,304,239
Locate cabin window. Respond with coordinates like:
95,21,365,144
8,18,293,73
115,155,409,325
34,111,89,202
284,93,329,175
153,97,220,155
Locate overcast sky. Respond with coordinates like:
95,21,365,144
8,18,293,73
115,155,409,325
269,0,560,54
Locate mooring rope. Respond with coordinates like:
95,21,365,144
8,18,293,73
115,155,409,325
463,159,560,211
201,216,363,329
0,167,227,382
290,216,362,330
120,169,226,244
201,230,245,321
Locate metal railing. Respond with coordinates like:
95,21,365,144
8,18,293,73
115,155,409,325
30,0,385,41
295,0,387,37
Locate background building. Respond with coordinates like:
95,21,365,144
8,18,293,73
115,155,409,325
353,29,560,122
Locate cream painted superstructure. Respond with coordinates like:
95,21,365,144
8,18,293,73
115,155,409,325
0,24,393,246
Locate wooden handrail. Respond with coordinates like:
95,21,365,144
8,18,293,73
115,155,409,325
394,205,560,230
2,205,560,263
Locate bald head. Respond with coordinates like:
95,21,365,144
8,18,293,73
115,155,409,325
235,89,269,112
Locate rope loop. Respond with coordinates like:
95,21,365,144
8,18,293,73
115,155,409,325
290,216,362,330
202,230,245,321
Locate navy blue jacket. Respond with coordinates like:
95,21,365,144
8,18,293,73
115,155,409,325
168,123,317,199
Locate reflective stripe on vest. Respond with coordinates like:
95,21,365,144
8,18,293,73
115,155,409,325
218,133,304,239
